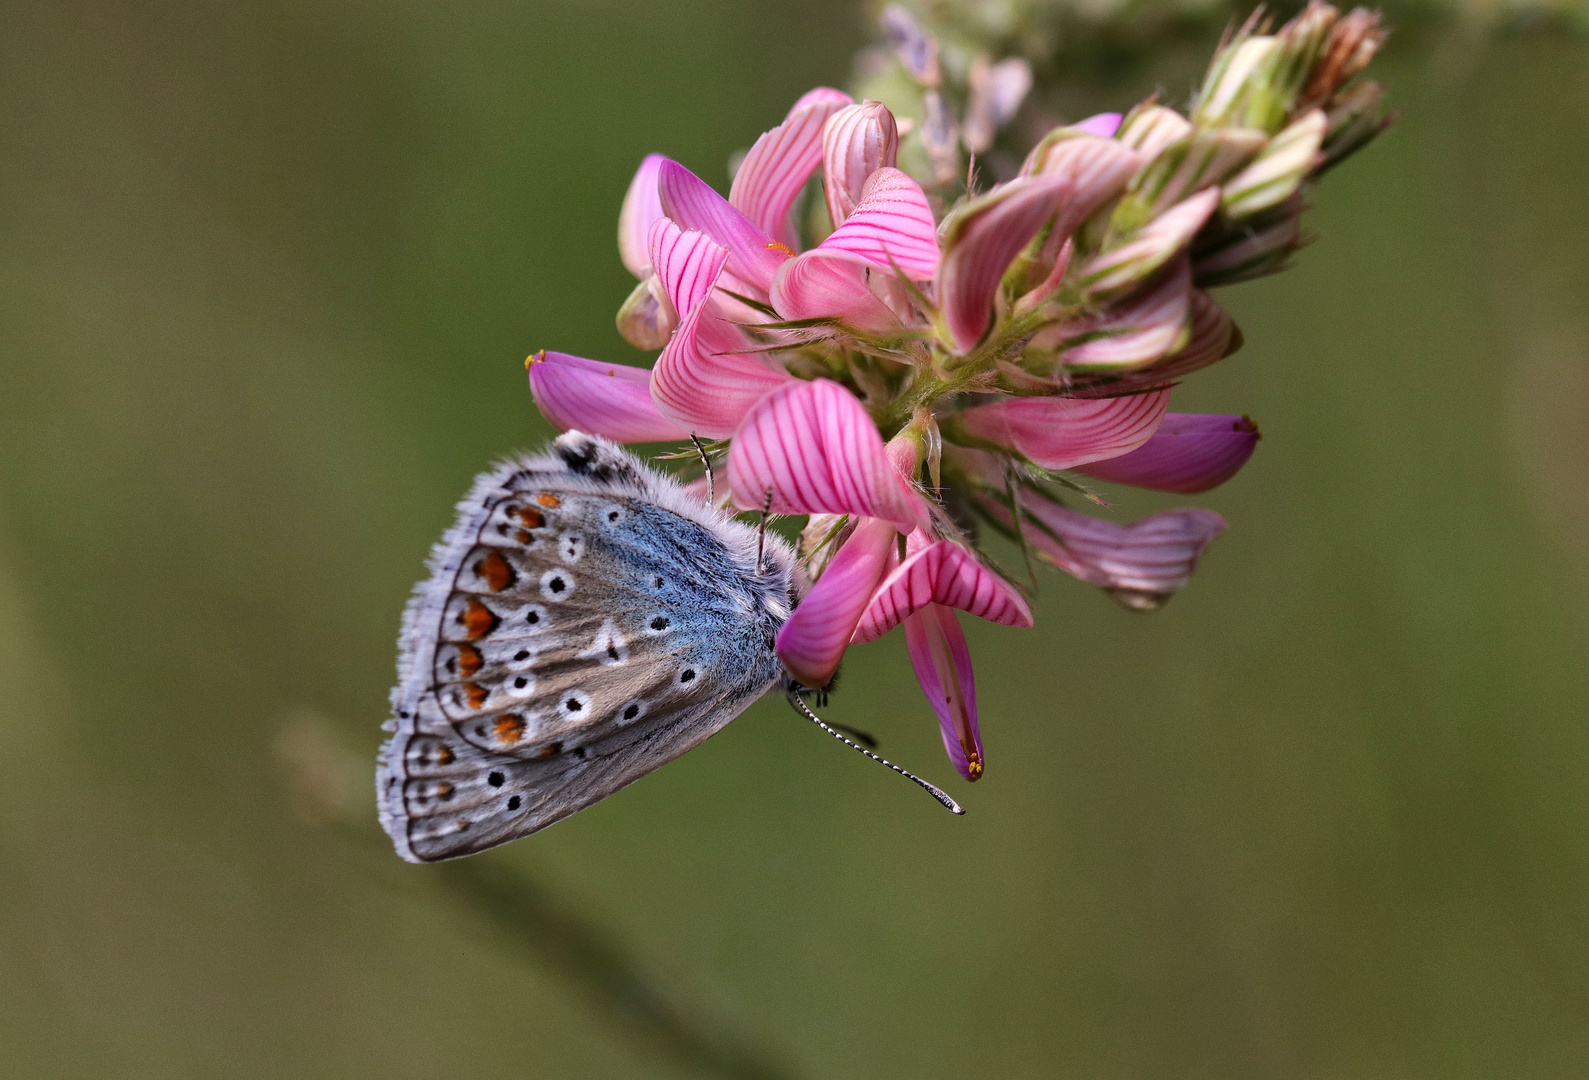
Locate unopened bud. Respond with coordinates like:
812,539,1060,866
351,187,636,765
1194,36,1280,129
823,101,900,228
922,90,960,186
1301,6,1385,109
1195,2,1340,135
1221,109,1325,219
1191,196,1305,287
615,275,677,350
880,4,940,87
1111,125,1266,234
963,55,1033,154
1082,186,1219,298
799,514,857,582
1319,79,1390,173
1116,103,1192,161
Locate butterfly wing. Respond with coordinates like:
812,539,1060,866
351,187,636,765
378,433,801,862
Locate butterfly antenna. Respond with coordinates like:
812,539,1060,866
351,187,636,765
689,434,714,505
756,488,773,575
785,688,965,816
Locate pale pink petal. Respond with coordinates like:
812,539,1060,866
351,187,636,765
1022,135,1144,239
1074,413,1259,492
937,175,1069,353
816,167,938,281
1063,290,1238,398
1082,187,1219,297
822,101,900,228
618,154,666,277
1017,497,1228,609
904,604,984,781
770,250,903,333
527,351,689,443
775,517,898,688
726,379,929,530
1059,258,1192,370
1073,112,1123,138
648,217,727,319
853,538,1033,641
657,158,789,297
954,389,1170,470
730,89,853,249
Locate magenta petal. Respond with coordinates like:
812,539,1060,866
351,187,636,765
527,352,688,443
1074,413,1259,492
651,297,791,439
1018,498,1228,608
771,250,903,333
726,379,929,529
955,388,1170,470
822,100,901,227
618,154,666,278
730,90,853,249
853,539,1033,642
648,217,727,319
937,176,1069,353
775,517,897,688
1063,290,1238,398
904,604,984,781
657,158,789,297
816,167,939,281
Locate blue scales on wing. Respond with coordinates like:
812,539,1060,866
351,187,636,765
378,433,803,862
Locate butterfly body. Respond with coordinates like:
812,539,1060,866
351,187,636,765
379,433,802,862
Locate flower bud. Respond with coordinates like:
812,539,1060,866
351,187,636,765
922,90,960,186
1301,6,1385,109
1082,187,1219,299
615,274,677,350
1110,125,1266,234
1193,36,1280,129
963,55,1032,154
798,514,858,582
1319,79,1390,173
1191,196,1304,287
1115,104,1192,161
880,4,941,87
822,101,900,228
1221,109,1325,219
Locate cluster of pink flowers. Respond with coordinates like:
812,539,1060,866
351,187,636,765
527,3,1386,783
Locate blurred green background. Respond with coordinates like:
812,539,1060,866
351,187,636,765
3,2,1589,1077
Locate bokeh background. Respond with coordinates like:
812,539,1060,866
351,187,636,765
3,2,1589,1077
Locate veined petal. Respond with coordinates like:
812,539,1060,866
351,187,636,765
1022,134,1144,238
1060,258,1192,371
1017,497,1228,609
651,296,791,439
1074,413,1259,492
771,250,903,333
1063,290,1238,398
731,88,853,249
853,538,1033,641
955,388,1169,470
1081,187,1219,299
657,158,788,297
775,517,897,688
822,100,900,228
727,379,929,529
937,175,1070,353
527,351,689,443
648,218,726,319
904,604,984,781
816,167,938,281
618,154,666,278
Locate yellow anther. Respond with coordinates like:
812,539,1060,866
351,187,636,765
766,241,795,257
524,349,546,369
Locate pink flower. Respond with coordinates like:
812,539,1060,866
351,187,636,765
525,86,1277,781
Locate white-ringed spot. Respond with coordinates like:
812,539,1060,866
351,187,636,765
559,689,592,717
642,612,673,636
615,698,648,726
539,569,575,602
558,530,586,564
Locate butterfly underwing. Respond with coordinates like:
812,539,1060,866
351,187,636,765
377,432,804,862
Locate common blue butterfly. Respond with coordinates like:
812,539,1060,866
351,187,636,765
378,431,960,862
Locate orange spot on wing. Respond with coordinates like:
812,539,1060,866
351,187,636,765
517,506,544,528
473,550,516,592
460,599,498,640
455,644,483,678
494,714,526,745
535,493,560,508
463,682,489,709
533,741,563,760
434,744,455,765
515,529,533,544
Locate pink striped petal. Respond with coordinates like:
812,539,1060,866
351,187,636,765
1018,498,1228,609
822,100,900,228
1073,112,1123,138
775,517,898,688
1082,187,1219,297
937,176,1069,353
1063,290,1238,398
1023,135,1144,238
955,389,1170,470
727,379,929,530
1074,413,1259,492
651,298,791,440
657,158,788,297
1060,258,1192,371
648,218,727,319
526,352,689,443
730,89,853,249
770,250,903,333
853,538,1033,641
816,167,939,281
618,154,666,277
904,604,984,781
